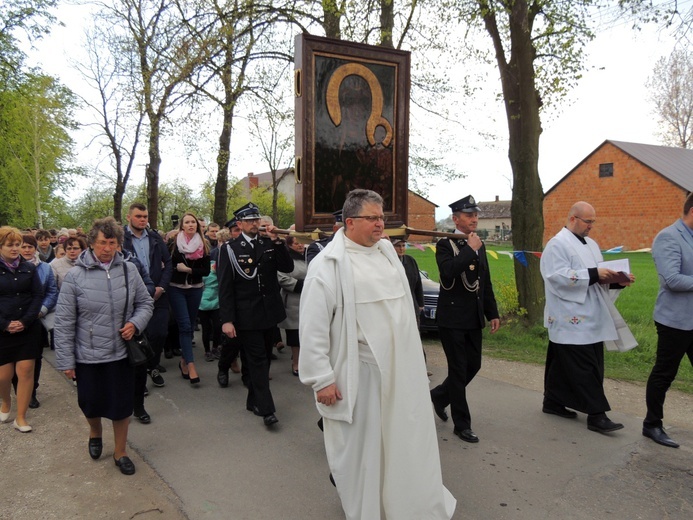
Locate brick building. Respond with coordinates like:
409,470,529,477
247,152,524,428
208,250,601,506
237,170,437,241
543,140,693,250
406,191,438,242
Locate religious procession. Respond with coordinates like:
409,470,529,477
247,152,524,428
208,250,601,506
3,9,693,519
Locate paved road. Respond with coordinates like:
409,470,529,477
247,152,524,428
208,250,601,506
2,333,692,519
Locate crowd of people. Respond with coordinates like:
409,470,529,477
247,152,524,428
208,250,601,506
1,189,691,520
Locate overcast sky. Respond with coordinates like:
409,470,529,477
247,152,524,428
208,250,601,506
27,4,681,221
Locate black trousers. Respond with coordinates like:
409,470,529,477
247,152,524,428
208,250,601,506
145,302,170,370
644,322,693,428
430,327,482,431
198,308,221,352
236,328,276,416
543,341,610,415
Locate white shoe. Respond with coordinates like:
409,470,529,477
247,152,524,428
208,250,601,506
13,419,32,433
0,400,10,423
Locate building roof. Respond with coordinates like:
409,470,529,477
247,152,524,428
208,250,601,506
608,140,693,191
477,199,511,219
546,139,693,195
408,190,438,208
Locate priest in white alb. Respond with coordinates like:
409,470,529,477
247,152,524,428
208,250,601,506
541,201,636,434
299,189,456,520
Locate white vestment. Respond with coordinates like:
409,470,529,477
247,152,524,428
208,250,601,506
299,230,456,520
541,227,635,350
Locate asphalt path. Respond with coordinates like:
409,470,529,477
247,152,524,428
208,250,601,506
6,331,692,520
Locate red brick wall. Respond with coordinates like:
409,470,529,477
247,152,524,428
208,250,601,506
543,142,689,250
407,192,436,242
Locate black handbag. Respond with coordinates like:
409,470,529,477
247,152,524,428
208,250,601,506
122,263,154,367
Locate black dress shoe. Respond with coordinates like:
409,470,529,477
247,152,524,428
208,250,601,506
587,415,624,433
263,413,279,426
88,437,103,460
134,410,151,424
642,425,679,448
164,350,173,359
432,400,448,422
172,348,182,356
217,370,229,388
29,395,40,409
453,428,479,443
114,456,136,475
542,404,577,419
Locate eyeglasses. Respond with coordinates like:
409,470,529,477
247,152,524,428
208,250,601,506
574,216,596,225
350,215,387,223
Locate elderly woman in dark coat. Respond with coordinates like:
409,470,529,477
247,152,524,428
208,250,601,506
0,226,43,433
54,217,153,475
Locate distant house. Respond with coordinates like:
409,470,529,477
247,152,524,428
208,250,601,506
237,169,295,200
477,196,512,240
543,140,693,250
407,191,438,242
235,170,437,242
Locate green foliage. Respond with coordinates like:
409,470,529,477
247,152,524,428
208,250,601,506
0,0,58,83
227,185,295,229
0,73,79,227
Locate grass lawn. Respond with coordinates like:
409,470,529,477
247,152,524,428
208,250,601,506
408,246,693,394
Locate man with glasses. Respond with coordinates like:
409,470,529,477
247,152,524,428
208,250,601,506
299,189,456,519
430,195,500,444
540,201,635,434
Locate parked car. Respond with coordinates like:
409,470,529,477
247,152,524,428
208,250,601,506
419,270,439,332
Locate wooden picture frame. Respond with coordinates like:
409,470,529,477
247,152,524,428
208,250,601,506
294,34,410,231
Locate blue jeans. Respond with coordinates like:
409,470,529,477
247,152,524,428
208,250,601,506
167,286,203,363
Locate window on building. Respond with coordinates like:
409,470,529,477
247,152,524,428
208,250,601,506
599,163,614,177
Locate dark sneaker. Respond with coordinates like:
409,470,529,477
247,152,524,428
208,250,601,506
204,351,215,362
149,369,165,387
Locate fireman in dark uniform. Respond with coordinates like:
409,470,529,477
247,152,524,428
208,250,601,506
218,203,293,427
305,210,343,265
430,195,500,443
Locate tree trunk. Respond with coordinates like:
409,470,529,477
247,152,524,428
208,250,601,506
214,102,233,226
113,179,124,224
146,119,161,230
213,39,237,227
322,0,342,39
483,0,545,323
380,0,394,48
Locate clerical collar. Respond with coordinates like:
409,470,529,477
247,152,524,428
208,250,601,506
567,227,587,245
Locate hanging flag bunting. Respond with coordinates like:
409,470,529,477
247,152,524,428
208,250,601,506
412,243,425,251
531,252,542,259
513,251,528,267
487,250,498,260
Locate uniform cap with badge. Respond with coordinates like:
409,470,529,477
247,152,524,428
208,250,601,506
224,217,238,229
449,195,480,214
234,202,261,220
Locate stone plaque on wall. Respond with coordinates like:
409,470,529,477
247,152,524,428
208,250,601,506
294,34,410,231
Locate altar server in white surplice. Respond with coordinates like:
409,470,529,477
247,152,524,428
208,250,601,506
541,201,635,435
299,189,456,520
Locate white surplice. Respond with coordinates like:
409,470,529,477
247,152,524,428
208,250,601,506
541,227,636,350
299,230,456,520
